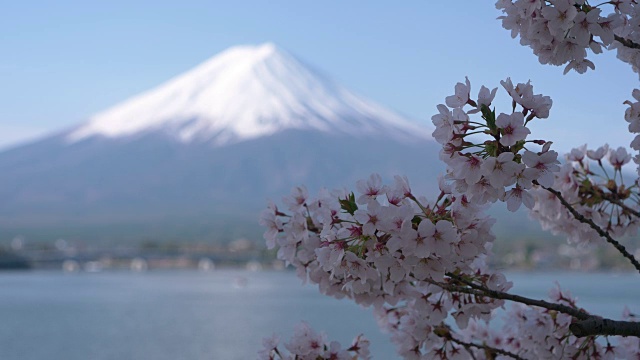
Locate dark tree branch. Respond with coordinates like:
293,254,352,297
426,274,640,338
425,276,590,320
542,185,640,273
449,336,525,360
457,341,479,360
570,317,640,338
615,35,640,50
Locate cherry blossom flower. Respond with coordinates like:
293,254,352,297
608,146,632,170
257,334,280,360
496,112,530,146
572,8,603,46
354,200,384,236
587,143,609,161
445,77,471,108
567,144,587,162
356,173,386,205
260,322,371,360
564,58,596,74
522,150,561,188
468,85,498,114
541,0,578,37
450,154,484,186
283,186,309,211
481,152,521,188
505,185,535,211
259,203,282,249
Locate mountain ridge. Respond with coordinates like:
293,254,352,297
66,43,432,147
0,43,442,244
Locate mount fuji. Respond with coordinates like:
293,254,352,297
68,43,432,146
0,43,443,244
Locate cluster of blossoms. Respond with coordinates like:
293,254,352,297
433,77,560,212
258,78,640,358
260,173,640,358
257,322,371,360
260,174,515,358
258,77,640,359
618,308,640,358
374,273,511,359
371,271,513,359
496,0,639,75
613,3,640,75
530,144,640,246
258,3,640,355
625,89,640,174
261,174,499,306
459,285,640,359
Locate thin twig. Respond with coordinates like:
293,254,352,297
430,274,640,338
603,195,640,219
423,276,590,320
449,336,526,360
542,185,640,273
459,342,479,360
615,35,640,50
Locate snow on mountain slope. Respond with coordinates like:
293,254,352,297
67,43,432,146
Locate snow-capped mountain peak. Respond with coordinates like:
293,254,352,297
67,43,431,146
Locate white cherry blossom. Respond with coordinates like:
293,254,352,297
445,77,471,108
496,112,531,146
260,6,640,354
356,173,386,205
522,150,561,188
608,146,632,169
481,152,521,187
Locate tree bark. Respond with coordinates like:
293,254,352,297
570,317,640,338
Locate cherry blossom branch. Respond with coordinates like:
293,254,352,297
570,317,640,338
541,184,640,273
426,275,590,320
615,35,640,50
602,194,640,219
448,336,525,360
437,273,640,338
456,341,478,360
434,323,525,359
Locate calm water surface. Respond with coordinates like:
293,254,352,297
0,270,637,360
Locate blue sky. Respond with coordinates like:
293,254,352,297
0,1,637,152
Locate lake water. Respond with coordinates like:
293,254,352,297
0,270,638,360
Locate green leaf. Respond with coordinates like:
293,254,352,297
513,153,522,164
481,105,497,133
485,141,498,158
511,140,526,154
339,192,358,215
